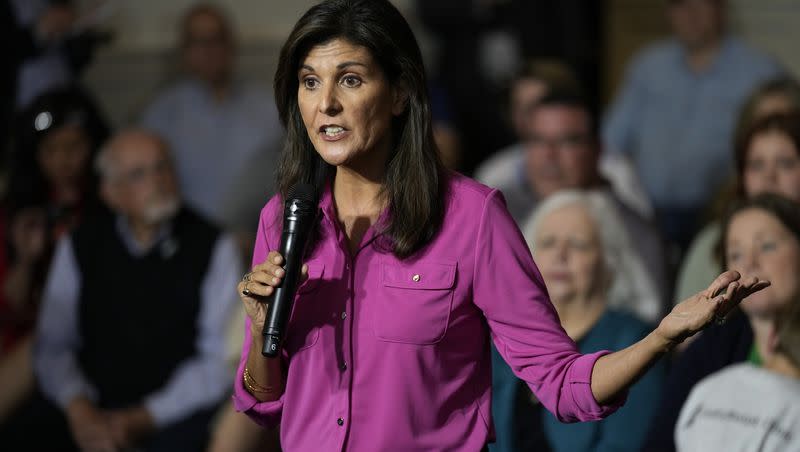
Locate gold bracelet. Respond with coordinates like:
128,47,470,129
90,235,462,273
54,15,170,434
243,367,274,394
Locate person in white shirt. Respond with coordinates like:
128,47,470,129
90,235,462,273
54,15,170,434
676,194,800,452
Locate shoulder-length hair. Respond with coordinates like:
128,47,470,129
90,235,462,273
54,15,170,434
734,112,800,197
273,0,445,258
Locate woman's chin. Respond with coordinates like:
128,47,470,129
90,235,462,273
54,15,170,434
741,291,785,318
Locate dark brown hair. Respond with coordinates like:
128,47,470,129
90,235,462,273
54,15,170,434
273,0,445,258
733,112,800,197
720,193,800,270
180,3,234,48
733,77,800,149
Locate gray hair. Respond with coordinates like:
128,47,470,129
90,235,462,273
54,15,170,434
523,190,661,323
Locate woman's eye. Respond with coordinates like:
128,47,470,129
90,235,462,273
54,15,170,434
341,75,362,88
726,251,741,264
777,157,800,169
569,239,591,251
760,241,777,252
746,160,763,172
303,78,319,89
536,236,556,250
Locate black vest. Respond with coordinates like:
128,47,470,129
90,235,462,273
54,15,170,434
72,207,219,408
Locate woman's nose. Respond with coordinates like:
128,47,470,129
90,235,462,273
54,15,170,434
554,241,570,262
319,85,342,116
741,248,760,273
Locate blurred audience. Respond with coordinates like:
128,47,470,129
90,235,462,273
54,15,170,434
675,194,800,451
602,0,782,252
10,0,110,110
676,86,800,302
475,59,581,188
1,0,90,160
416,1,603,175
490,191,664,452
0,85,107,428
141,3,281,234
644,193,800,452
485,91,668,318
429,83,462,171
31,130,240,451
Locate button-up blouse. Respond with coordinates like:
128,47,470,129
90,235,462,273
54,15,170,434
233,173,623,451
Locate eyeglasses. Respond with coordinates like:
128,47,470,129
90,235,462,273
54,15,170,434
527,133,590,150
115,159,172,185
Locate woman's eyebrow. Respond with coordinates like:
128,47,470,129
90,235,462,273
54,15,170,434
300,61,369,72
336,61,368,70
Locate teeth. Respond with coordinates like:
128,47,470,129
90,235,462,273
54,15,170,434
324,126,344,136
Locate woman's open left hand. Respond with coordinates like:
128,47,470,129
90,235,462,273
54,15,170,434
656,270,770,345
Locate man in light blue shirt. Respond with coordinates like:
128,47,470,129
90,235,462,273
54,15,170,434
602,0,782,250
141,4,282,231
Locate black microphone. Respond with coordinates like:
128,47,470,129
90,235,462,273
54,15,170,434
262,183,319,357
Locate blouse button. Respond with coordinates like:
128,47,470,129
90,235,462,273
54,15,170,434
412,274,421,282
337,417,344,426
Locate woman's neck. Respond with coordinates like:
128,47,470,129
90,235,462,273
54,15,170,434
751,315,773,358
333,167,385,218
332,167,387,254
751,315,800,378
553,294,606,342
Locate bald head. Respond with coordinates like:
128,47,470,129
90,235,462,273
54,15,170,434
97,129,169,181
98,129,180,224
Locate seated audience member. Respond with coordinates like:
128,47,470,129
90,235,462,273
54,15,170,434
602,0,782,252
644,193,800,452
490,191,664,452
486,92,668,318
141,3,281,230
475,59,581,188
0,86,108,425
675,194,800,452
676,79,800,301
33,130,241,451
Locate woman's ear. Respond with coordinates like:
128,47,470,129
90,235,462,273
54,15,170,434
391,83,409,116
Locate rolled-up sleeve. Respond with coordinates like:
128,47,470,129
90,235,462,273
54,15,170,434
231,199,286,428
473,190,625,422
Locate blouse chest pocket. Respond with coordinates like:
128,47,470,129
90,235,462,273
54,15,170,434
284,262,326,354
372,260,457,345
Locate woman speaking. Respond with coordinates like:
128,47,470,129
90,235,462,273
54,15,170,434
233,1,768,450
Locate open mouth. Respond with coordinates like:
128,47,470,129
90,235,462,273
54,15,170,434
320,125,346,137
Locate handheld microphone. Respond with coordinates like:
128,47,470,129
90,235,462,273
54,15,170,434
262,183,318,357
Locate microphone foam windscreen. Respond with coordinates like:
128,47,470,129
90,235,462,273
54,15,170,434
288,183,317,203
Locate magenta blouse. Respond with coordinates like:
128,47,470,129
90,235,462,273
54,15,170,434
233,173,623,451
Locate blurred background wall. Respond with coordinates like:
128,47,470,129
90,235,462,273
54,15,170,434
80,0,800,127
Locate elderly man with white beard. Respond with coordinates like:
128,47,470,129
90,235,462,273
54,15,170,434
33,129,242,452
